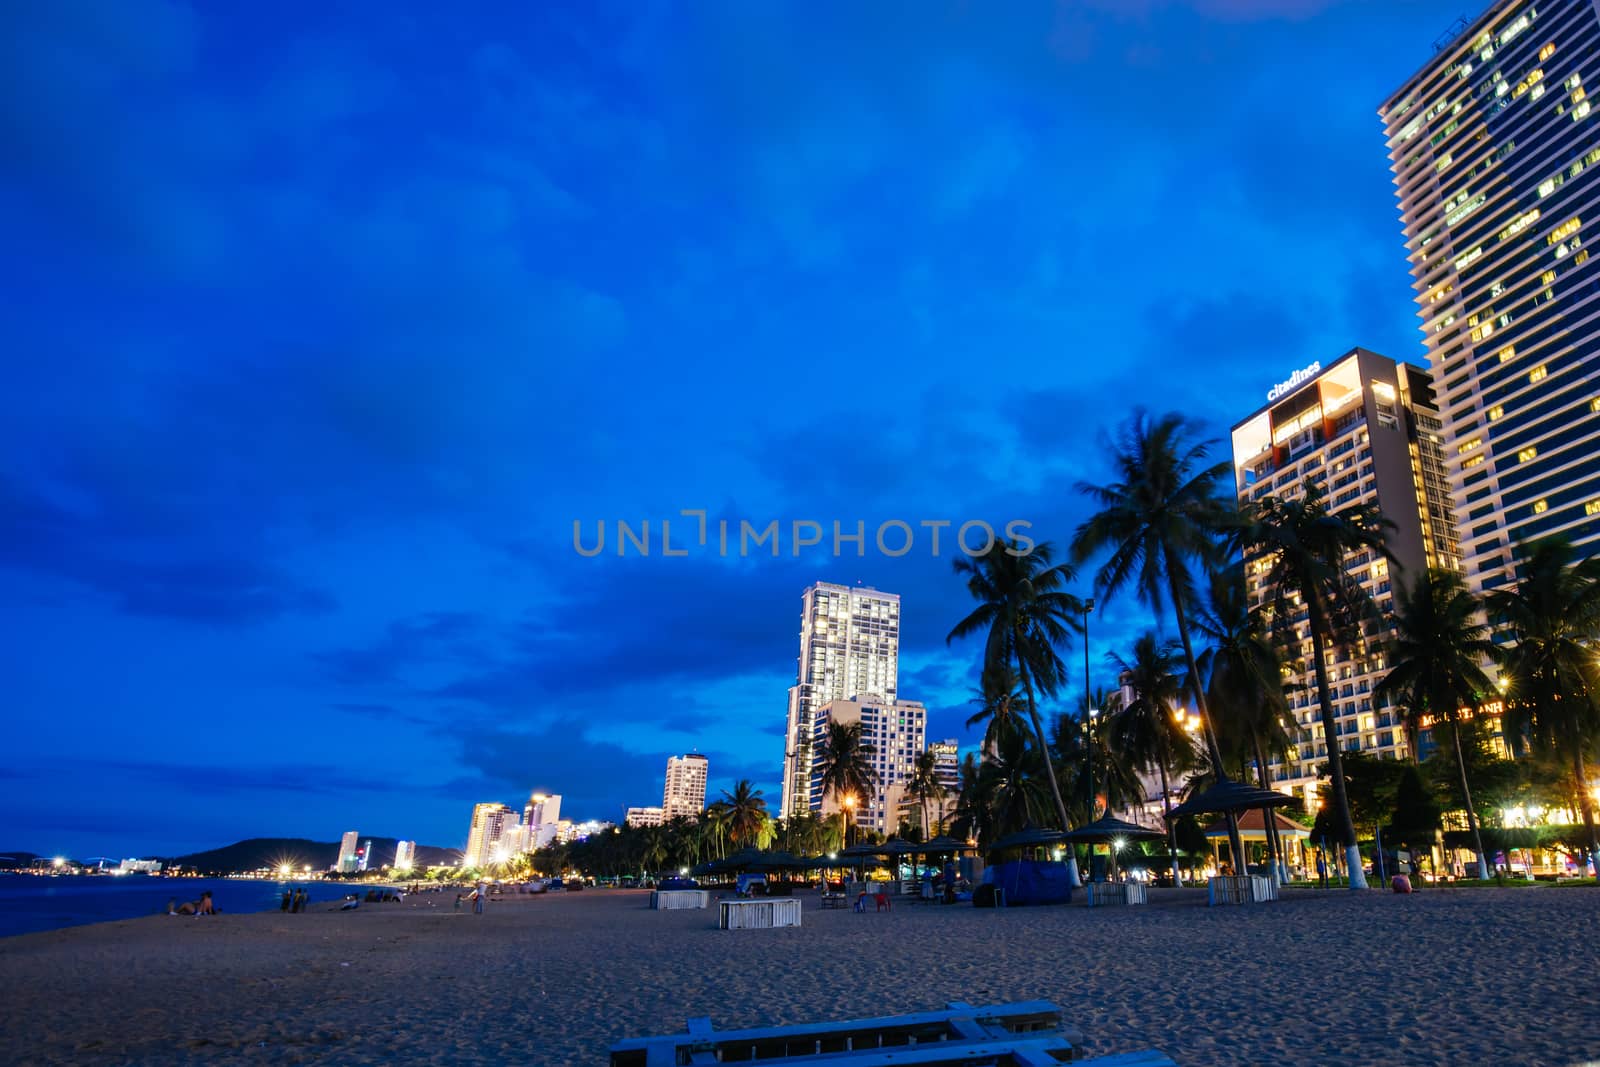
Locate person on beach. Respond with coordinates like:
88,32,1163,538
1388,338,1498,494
196,891,216,916
167,898,178,916
454,892,463,911
1316,852,1327,888
281,890,293,912
943,859,957,904
294,889,307,913
473,882,486,915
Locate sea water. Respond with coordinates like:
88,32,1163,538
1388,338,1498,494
0,873,363,938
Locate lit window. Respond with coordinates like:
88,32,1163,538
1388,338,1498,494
1587,500,1600,516
1499,345,1516,362
1541,42,1556,61
1463,454,1486,469
1533,499,1549,514
1457,437,1482,453
1576,101,1592,120
1578,249,1591,264
1518,447,1538,462
1530,365,1549,382
1489,405,1505,420
1549,217,1582,244
1542,269,1557,284
1540,177,1557,196
1593,398,1600,413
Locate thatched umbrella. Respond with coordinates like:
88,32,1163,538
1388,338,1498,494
1063,815,1165,881
1167,778,1293,877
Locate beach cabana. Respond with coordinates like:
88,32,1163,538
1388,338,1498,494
1203,811,1311,875
985,828,1072,906
1063,815,1165,881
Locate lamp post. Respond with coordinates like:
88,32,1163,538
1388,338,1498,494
1084,598,1095,817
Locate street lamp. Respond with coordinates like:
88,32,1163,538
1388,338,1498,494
842,794,857,848
1083,597,1095,819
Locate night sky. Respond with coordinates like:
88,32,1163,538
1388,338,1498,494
4,0,1471,856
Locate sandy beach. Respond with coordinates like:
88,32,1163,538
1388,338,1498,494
1,885,1595,1066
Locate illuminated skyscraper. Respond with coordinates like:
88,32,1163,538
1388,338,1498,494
336,830,360,874
1381,0,1600,591
393,840,416,870
661,753,708,820
523,792,562,850
779,582,900,819
812,697,926,834
1231,349,1465,806
464,803,520,868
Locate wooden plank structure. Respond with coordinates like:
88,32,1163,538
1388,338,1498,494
1083,881,1147,908
718,898,802,929
651,890,710,910
1205,875,1276,906
610,1000,1177,1067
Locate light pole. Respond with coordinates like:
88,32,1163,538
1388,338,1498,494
1084,598,1095,818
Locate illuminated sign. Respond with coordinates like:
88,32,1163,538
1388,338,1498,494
1418,699,1504,731
928,742,959,757
1267,361,1322,402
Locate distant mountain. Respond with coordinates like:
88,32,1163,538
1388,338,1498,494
166,837,461,874
0,851,43,865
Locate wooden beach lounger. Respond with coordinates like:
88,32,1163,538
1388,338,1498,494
610,999,1177,1066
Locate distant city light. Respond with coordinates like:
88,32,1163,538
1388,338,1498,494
51,857,64,868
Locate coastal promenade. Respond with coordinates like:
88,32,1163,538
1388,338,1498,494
0,887,1593,1065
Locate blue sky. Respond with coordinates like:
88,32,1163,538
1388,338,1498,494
2,0,1469,855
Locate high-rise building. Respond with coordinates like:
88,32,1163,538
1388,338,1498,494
662,753,708,820
357,840,372,872
464,803,520,868
1381,0,1600,591
928,739,961,793
812,697,926,834
523,793,562,850
625,806,665,827
1230,348,1466,806
780,582,900,819
336,830,360,874
393,840,416,870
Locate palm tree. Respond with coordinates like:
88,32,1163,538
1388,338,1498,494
907,749,948,837
814,720,877,846
1052,689,1144,822
702,802,731,860
1107,632,1195,885
640,827,669,878
1194,566,1294,883
986,727,1051,838
949,540,1085,882
965,664,1028,756
949,753,997,848
1374,568,1500,879
719,781,768,848
1234,483,1394,890
1487,538,1600,879
1071,410,1246,872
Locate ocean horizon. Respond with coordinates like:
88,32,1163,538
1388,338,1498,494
0,873,369,938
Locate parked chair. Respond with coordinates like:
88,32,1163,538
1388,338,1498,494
874,891,891,912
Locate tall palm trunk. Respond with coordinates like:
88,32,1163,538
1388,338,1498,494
1252,735,1289,884
1447,714,1490,880
1015,655,1083,888
1167,572,1248,876
1308,620,1368,889
1157,732,1183,887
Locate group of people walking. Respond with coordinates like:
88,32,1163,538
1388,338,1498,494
279,888,310,913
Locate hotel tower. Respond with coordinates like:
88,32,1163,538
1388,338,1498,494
1381,0,1600,592
1231,349,1465,805
780,582,900,819
662,753,708,820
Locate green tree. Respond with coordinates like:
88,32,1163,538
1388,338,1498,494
1071,410,1247,870
1387,763,1443,863
718,781,769,848
906,749,948,837
965,664,1028,755
1107,632,1197,885
949,540,1085,880
1373,568,1500,878
1487,538,1600,878
814,720,877,846
949,753,997,849
985,728,1051,839
1234,483,1394,890
1193,565,1294,883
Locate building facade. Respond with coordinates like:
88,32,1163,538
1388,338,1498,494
625,806,665,828
780,582,901,819
1231,349,1465,806
662,753,708,820
811,697,926,834
1382,0,1600,592
523,793,562,850
393,840,416,870
336,830,360,874
465,803,520,868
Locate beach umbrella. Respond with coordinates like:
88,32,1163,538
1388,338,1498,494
920,836,976,853
988,826,1069,852
1062,815,1166,843
1166,777,1294,819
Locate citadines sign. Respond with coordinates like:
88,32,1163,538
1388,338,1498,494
1267,361,1321,402
928,742,959,757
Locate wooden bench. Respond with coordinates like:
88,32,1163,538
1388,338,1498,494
1085,881,1148,907
610,999,1175,1066
719,898,802,929
650,890,709,910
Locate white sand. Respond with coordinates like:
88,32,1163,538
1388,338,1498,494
0,886,1594,1065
